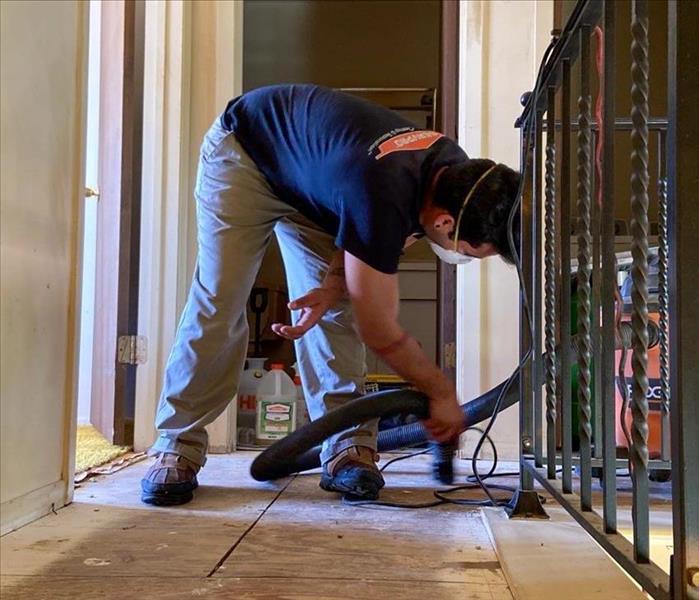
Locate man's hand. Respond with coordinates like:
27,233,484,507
423,394,465,444
271,286,344,340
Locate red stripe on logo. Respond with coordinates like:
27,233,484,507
375,131,444,160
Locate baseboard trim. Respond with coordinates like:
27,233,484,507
1,480,67,536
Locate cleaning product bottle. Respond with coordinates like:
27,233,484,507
291,362,311,428
237,358,267,447
255,364,297,445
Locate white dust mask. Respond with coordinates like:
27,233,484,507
428,240,474,265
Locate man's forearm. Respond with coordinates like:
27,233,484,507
342,250,454,402
370,331,453,402
343,251,462,440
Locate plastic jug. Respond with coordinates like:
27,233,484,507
291,362,311,428
237,358,267,446
255,364,297,445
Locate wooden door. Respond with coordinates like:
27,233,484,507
0,0,87,533
91,0,144,445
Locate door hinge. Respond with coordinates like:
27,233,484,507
443,342,457,369
117,335,147,365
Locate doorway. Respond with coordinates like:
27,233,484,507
76,0,102,429
241,0,449,373
234,0,458,447
75,0,145,472
85,0,457,456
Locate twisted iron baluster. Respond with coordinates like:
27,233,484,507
657,175,670,461
629,0,650,563
559,59,573,495
576,27,593,510
544,90,557,480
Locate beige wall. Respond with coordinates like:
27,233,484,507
0,0,86,532
457,0,553,460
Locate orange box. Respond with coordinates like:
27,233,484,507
614,312,668,459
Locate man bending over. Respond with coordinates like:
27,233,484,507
141,84,520,506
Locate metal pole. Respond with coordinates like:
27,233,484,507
544,86,558,481
656,131,670,464
534,110,544,468
519,123,535,493
591,127,603,461
576,24,593,512
600,0,618,534
629,0,650,564
667,0,699,596
560,59,573,495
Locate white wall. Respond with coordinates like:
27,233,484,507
0,0,87,533
457,0,553,459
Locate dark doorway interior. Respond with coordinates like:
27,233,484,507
242,0,457,377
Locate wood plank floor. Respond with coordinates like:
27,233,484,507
1,452,513,600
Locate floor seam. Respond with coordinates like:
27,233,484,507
212,571,505,580
213,574,505,583
205,475,296,578
1,574,506,584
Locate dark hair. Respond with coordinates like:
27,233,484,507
433,159,521,265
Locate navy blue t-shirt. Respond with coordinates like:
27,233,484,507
221,84,467,274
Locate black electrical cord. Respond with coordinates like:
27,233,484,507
343,427,552,510
343,428,558,510
343,426,512,509
378,447,431,472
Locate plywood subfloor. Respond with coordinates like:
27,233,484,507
483,507,646,600
1,452,512,600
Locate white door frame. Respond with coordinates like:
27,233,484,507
135,0,243,453
456,0,553,460
77,0,102,426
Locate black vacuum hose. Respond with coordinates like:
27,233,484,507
250,372,518,481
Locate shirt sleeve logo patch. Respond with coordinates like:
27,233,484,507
374,130,444,160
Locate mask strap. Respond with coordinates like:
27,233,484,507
452,164,498,251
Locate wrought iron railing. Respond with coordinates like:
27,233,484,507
512,1,698,598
